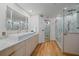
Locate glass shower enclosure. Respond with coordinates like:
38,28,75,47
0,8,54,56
63,6,79,55
55,5,79,55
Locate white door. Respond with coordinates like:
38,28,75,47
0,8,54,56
39,17,45,43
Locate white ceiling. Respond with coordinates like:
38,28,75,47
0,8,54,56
17,3,79,18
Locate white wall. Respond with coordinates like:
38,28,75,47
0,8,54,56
28,15,39,33
29,15,45,43
50,18,56,40
0,4,7,32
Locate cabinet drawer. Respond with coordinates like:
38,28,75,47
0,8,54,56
11,47,26,56
0,40,26,56
13,40,26,50
0,46,15,56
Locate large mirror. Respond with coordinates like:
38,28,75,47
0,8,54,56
6,6,28,32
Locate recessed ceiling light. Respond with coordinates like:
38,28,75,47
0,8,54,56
64,7,67,10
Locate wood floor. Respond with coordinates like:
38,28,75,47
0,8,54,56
31,40,64,56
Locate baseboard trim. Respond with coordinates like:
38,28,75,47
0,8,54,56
63,52,79,56
52,40,62,52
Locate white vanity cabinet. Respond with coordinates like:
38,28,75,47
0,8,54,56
10,40,26,56
0,39,26,56
25,34,38,56
11,47,26,56
0,34,39,56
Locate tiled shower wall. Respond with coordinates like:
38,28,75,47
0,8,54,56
64,13,79,33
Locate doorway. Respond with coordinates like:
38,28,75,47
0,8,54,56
44,21,50,42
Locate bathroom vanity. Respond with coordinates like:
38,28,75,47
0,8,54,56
0,4,39,56
0,33,39,56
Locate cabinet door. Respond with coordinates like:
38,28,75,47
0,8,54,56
31,35,38,51
11,47,26,56
0,40,26,56
64,34,79,55
11,41,26,56
25,38,32,56
26,35,38,56
0,47,15,56
25,34,39,56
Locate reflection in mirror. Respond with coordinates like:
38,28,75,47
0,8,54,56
6,6,28,32
6,6,13,30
